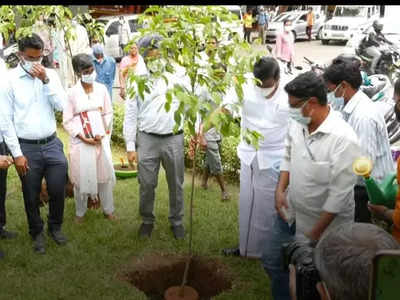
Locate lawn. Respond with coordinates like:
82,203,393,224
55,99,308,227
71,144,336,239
0,125,270,299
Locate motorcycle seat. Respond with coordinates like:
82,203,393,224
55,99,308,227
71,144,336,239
361,81,386,99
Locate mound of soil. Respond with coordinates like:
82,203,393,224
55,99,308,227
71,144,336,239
118,253,232,300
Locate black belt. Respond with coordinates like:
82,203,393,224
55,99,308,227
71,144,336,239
18,132,56,145
142,130,183,138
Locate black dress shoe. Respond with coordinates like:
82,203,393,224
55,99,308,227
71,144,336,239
48,229,68,245
138,223,154,238
171,224,185,240
33,232,46,255
0,229,17,239
222,247,240,257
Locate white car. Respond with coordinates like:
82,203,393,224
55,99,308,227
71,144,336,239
97,14,142,61
344,17,400,55
320,5,380,45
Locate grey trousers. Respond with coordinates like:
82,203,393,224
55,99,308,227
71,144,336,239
137,131,184,226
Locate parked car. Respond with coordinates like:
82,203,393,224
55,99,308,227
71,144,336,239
344,17,400,55
97,14,142,61
265,10,326,43
320,5,380,45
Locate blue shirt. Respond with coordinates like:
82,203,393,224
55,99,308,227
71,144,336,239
93,56,116,101
257,12,269,26
0,64,66,157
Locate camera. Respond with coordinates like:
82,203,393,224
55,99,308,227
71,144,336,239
282,241,321,300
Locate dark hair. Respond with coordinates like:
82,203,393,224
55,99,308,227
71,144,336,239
18,33,44,52
323,59,362,90
138,34,163,58
395,78,400,95
284,71,327,105
72,53,93,74
332,54,362,71
253,56,280,82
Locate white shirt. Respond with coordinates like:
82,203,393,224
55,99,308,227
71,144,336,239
335,90,394,185
123,66,190,152
223,73,290,170
281,109,362,237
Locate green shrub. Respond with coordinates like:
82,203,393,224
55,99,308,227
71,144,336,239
112,102,125,145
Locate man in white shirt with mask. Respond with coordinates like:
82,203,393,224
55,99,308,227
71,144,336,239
274,71,361,300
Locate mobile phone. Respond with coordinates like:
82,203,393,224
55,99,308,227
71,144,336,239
369,249,400,300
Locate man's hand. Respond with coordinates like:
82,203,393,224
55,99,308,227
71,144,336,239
30,63,47,82
14,155,29,176
120,87,126,100
0,155,13,169
127,151,137,167
94,135,103,142
368,202,393,222
275,189,289,222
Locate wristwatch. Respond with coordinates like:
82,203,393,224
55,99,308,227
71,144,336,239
42,77,50,84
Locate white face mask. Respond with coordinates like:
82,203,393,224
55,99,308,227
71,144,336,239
260,85,276,97
284,25,293,32
21,58,43,73
81,71,96,84
289,100,311,125
327,83,345,110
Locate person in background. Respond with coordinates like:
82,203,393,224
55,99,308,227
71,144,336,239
92,44,116,101
118,16,130,58
256,7,269,44
306,7,314,41
275,20,295,73
323,59,394,223
243,9,254,44
63,53,115,224
119,43,147,100
368,78,400,243
0,33,68,255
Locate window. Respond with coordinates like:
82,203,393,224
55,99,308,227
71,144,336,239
299,14,307,22
106,21,119,36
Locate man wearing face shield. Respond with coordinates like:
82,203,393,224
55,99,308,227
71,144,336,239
0,33,68,254
123,35,190,240
323,59,394,224
92,44,116,101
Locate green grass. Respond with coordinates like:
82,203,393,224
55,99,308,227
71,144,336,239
0,126,270,299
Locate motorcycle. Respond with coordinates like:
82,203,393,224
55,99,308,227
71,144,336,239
356,43,400,83
2,43,19,69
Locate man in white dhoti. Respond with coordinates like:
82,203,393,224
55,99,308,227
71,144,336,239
63,53,116,223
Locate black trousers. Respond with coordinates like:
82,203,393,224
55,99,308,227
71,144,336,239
0,142,9,229
354,185,372,223
19,137,67,238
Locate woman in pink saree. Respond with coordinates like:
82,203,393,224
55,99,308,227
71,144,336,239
63,53,116,223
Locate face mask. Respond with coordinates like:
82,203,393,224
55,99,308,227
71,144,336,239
284,26,293,32
21,58,43,73
395,103,400,122
327,83,345,110
289,100,311,125
81,71,96,84
96,58,104,64
147,59,165,74
260,84,276,97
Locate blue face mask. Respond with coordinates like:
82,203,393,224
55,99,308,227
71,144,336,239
289,99,311,125
327,83,345,110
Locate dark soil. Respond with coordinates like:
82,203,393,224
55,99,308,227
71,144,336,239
114,163,137,171
118,253,233,300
